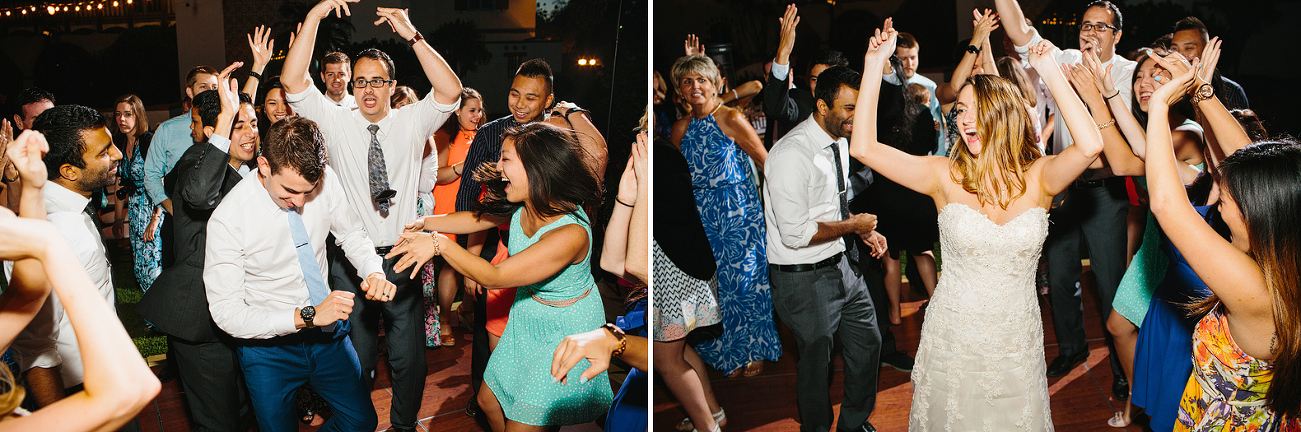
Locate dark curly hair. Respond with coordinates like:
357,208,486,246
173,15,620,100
473,123,601,222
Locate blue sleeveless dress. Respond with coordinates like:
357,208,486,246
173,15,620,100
678,115,782,372
1132,204,1217,432
482,208,612,425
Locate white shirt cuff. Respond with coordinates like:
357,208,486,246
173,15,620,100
209,134,230,153
771,61,790,82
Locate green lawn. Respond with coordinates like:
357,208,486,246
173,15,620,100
107,241,168,359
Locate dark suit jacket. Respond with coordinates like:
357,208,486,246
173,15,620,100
763,69,817,150
136,141,244,343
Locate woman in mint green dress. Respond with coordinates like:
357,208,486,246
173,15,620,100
389,122,611,431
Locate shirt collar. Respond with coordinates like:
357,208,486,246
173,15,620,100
43,182,91,214
799,116,845,151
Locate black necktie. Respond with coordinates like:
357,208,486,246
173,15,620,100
828,142,860,265
367,125,395,212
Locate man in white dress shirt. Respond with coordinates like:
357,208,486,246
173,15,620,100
320,52,358,109
994,0,1136,397
763,65,886,432
280,2,462,429
12,105,121,406
205,115,397,431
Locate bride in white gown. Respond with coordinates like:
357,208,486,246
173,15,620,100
849,21,1108,431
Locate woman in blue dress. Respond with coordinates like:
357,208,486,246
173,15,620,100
112,94,161,292
669,54,782,377
390,123,611,431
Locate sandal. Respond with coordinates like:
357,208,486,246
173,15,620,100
675,408,726,432
442,328,456,347
1106,412,1130,428
743,361,763,377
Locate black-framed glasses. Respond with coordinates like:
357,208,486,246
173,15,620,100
1079,22,1118,33
352,78,395,88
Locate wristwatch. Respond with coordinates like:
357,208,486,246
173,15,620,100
301,306,317,329
966,45,981,54
603,323,627,357
1190,82,1215,104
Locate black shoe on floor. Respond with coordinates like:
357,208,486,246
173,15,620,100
1113,375,1130,401
839,421,877,432
465,396,481,418
1045,351,1088,377
881,352,915,372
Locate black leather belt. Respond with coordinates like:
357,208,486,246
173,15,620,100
770,253,842,273
1073,177,1112,188
376,246,393,256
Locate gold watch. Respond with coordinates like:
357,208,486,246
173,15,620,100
1190,82,1215,105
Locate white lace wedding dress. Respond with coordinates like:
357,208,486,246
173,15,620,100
909,203,1054,431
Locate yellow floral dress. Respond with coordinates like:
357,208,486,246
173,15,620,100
1175,306,1300,431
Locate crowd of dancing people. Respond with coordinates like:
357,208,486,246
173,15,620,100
0,0,649,430
653,0,1301,430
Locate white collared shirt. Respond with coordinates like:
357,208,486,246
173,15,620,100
1017,29,1136,155
327,93,358,109
204,167,384,339
286,80,458,247
763,116,851,265
26,182,115,387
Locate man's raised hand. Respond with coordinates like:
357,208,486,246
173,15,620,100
775,5,800,65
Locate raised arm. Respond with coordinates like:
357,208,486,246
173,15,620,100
0,132,51,346
546,102,608,177
180,64,244,211
1064,61,1143,175
764,5,811,125
375,8,462,105
938,10,1000,104
600,151,637,279
625,137,648,283
242,25,273,97
992,0,1036,47
1181,39,1250,165
0,211,160,430
281,0,357,95
1027,40,1103,196
1143,69,1271,325
848,20,945,198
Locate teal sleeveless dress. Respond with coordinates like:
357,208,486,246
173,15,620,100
483,207,613,426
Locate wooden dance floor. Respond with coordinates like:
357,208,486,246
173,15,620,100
653,267,1151,431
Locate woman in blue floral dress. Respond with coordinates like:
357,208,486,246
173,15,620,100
669,54,781,377
112,94,161,292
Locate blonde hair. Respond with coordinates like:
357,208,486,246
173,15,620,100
0,366,23,416
948,75,1042,209
670,55,722,96
114,94,149,136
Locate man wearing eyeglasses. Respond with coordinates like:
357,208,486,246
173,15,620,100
994,0,1136,398
280,1,462,431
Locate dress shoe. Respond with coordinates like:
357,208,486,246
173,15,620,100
1113,375,1130,401
839,421,877,432
1046,351,1088,377
465,396,481,418
881,352,915,372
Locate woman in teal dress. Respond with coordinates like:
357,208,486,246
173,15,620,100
390,122,610,431
111,94,162,292
669,54,782,377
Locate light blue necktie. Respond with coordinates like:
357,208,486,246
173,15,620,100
288,209,334,331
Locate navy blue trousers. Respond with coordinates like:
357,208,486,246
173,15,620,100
235,323,377,432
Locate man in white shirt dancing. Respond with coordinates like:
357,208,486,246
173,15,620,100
204,115,396,432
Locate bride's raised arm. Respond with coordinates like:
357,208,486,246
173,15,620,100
848,18,945,199
1026,39,1104,197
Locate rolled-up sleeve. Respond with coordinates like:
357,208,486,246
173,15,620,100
764,149,819,248
326,171,383,279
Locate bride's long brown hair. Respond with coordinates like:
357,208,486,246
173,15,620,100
948,75,1042,209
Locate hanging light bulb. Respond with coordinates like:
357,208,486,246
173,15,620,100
47,5,56,14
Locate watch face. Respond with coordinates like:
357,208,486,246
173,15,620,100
1198,84,1214,99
